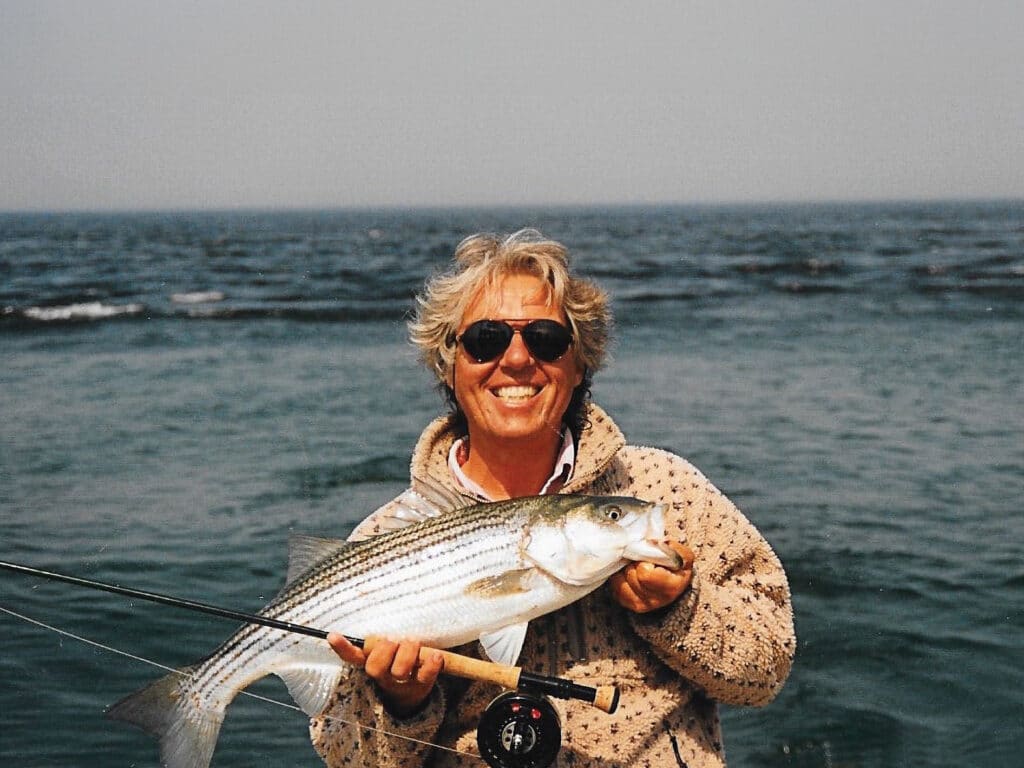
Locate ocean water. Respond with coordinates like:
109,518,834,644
1,202,1022,767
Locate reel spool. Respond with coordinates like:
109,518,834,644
477,691,562,768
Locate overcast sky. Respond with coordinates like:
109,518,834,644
2,1,1022,211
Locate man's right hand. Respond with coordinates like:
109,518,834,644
327,633,444,717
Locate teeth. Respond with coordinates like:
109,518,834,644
493,385,540,401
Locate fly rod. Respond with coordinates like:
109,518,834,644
0,560,619,713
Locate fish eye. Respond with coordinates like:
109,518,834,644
604,505,622,521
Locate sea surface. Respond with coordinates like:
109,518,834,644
1,202,1022,767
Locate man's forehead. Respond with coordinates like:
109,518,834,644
466,274,554,315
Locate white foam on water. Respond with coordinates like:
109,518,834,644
23,302,144,321
171,291,226,304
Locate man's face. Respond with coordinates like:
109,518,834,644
452,273,583,447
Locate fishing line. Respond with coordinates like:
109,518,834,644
0,602,482,763
1,603,180,676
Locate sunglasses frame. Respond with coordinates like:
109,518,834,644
454,318,574,364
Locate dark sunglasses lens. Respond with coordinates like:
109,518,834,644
460,319,572,363
461,321,513,362
521,320,573,362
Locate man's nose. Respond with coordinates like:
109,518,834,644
499,329,533,366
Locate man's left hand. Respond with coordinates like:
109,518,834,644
609,540,694,613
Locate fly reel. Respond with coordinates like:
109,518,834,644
477,691,562,768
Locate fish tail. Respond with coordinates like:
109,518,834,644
106,664,225,768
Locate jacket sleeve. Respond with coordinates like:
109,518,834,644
308,493,448,767
310,675,447,767
620,447,795,707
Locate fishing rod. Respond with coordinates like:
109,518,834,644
0,560,619,714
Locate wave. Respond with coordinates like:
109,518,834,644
12,301,145,323
170,291,225,304
177,304,405,322
1,300,408,327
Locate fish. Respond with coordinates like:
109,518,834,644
106,486,682,768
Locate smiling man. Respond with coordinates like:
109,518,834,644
312,230,795,768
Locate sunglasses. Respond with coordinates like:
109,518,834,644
455,319,574,363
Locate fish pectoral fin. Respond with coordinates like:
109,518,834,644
463,568,537,598
479,622,529,667
286,534,353,585
276,664,347,717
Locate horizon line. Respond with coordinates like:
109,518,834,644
2,194,1022,217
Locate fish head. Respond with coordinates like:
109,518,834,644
523,495,683,586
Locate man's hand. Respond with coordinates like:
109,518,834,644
327,633,444,717
609,540,695,613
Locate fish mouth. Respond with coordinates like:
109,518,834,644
622,538,684,569
491,384,542,404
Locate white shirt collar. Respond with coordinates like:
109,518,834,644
447,429,576,501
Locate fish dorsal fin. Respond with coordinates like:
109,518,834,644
286,534,351,585
374,478,475,532
479,622,529,667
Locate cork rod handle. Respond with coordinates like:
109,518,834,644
362,636,619,714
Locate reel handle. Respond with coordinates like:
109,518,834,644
363,636,619,713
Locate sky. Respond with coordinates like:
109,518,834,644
2,1,1022,211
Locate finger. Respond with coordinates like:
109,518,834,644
606,573,630,602
415,649,444,686
630,573,679,612
327,632,365,666
650,561,691,590
665,541,695,571
625,562,653,596
390,641,422,682
649,571,689,600
641,568,693,608
626,559,692,611
608,570,642,609
363,639,399,680
609,567,632,595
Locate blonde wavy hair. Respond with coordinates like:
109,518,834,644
409,229,612,434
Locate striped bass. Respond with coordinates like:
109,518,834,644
107,488,682,768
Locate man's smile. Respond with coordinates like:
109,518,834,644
490,384,542,403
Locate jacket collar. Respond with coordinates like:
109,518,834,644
409,402,625,495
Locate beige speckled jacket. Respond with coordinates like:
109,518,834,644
310,404,795,768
